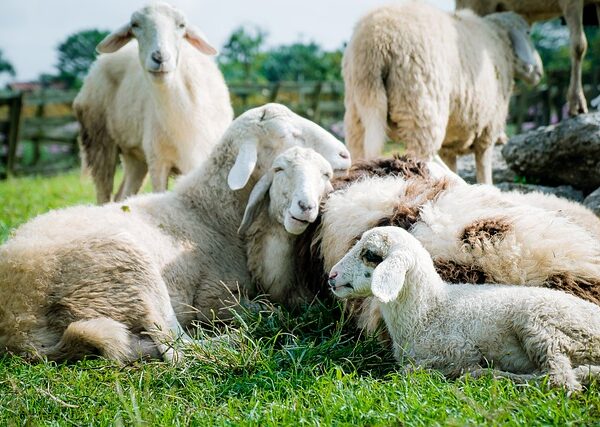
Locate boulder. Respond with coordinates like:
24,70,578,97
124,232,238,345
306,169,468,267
502,113,600,192
584,187,600,217
496,183,584,202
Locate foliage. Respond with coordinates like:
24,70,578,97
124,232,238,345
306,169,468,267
219,26,268,82
217,25,342,83
261,42,342,82
0,172,599,425
0,49,15,78
55,29,109,88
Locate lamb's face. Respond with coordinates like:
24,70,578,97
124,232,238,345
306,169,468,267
328,229,391,299
269,147,334,235
96,2,217,81
237,146,334,236
329,227,415,303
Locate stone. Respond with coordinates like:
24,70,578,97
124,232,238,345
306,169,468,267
502,113,600,192
496,182,584,202
583,187,600,217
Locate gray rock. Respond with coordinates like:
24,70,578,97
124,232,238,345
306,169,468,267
458,145,516,184
502,113,600,192
496,182,584,202
584,187,600,217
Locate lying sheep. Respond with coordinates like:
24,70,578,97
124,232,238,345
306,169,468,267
293,157,600,339
342,2,542,183
456,0,599,116
329,226,600,391
0,104,351,363
74,2,233,203
317,174,600,305
241,146,334,309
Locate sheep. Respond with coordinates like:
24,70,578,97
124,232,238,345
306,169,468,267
0,103,351,363
291,157,600,340
328,226,600,391
318,175,600,305
74,2,233,204
240,146,334,309
503,190,600,241
342,2,543,184
456,0,599,116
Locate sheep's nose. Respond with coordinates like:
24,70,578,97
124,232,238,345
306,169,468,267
298,200,315,212
328,272,338,287
151,50,170,64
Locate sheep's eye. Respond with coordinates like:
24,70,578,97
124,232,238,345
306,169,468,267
131,22,140,29
323,172,332,179
362,249,383,265
273,167,284,173
178,23,185,29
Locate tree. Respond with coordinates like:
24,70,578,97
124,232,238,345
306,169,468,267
261,42,342,82
0,49,15,78
56,29,109,88
218,26,267,82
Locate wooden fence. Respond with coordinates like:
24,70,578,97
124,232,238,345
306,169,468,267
0,71,599,178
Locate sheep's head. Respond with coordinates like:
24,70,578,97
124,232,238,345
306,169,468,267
486,11,543,85
328,227,417,303
227,103,351,191
238,147,334,235
96,2,216,80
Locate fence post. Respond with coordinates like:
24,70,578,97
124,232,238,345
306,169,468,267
6,92,24,178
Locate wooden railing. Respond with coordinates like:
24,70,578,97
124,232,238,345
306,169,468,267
0,71,599,178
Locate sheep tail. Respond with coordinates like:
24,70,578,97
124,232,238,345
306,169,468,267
44,318,135,363
351,46,389,159
74,105,119,204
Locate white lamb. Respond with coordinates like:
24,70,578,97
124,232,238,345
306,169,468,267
456,0,599,116
74,2,233,203
342,2,543,183
241,146,334,308
329,226,600,391
0,103,351,363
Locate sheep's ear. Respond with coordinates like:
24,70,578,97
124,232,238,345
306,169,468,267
507,25,537,69
228,140,258,190
96,24,133,53
371,255,407,303
185,26,218,55
238,172,273,235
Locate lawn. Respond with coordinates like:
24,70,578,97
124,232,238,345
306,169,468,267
0,171,599,425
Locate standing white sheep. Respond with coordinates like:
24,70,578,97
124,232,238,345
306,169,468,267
456,0,599,116
0,104,351,363
74,2,233,203
329,226,600,391
343,2,543,183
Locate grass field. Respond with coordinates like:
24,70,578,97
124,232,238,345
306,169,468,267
0,171,599,425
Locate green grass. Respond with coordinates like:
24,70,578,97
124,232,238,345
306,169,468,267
0,171,599,425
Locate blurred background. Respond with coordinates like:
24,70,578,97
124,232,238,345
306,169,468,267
0,0,599,178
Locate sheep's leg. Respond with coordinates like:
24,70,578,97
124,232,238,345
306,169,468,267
564,1,588,116
474,142,494,184
115,154,148,202
464,367,539,384
573,365,600,385
148,160,171,193
344,100,366,160
438,151,458,173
